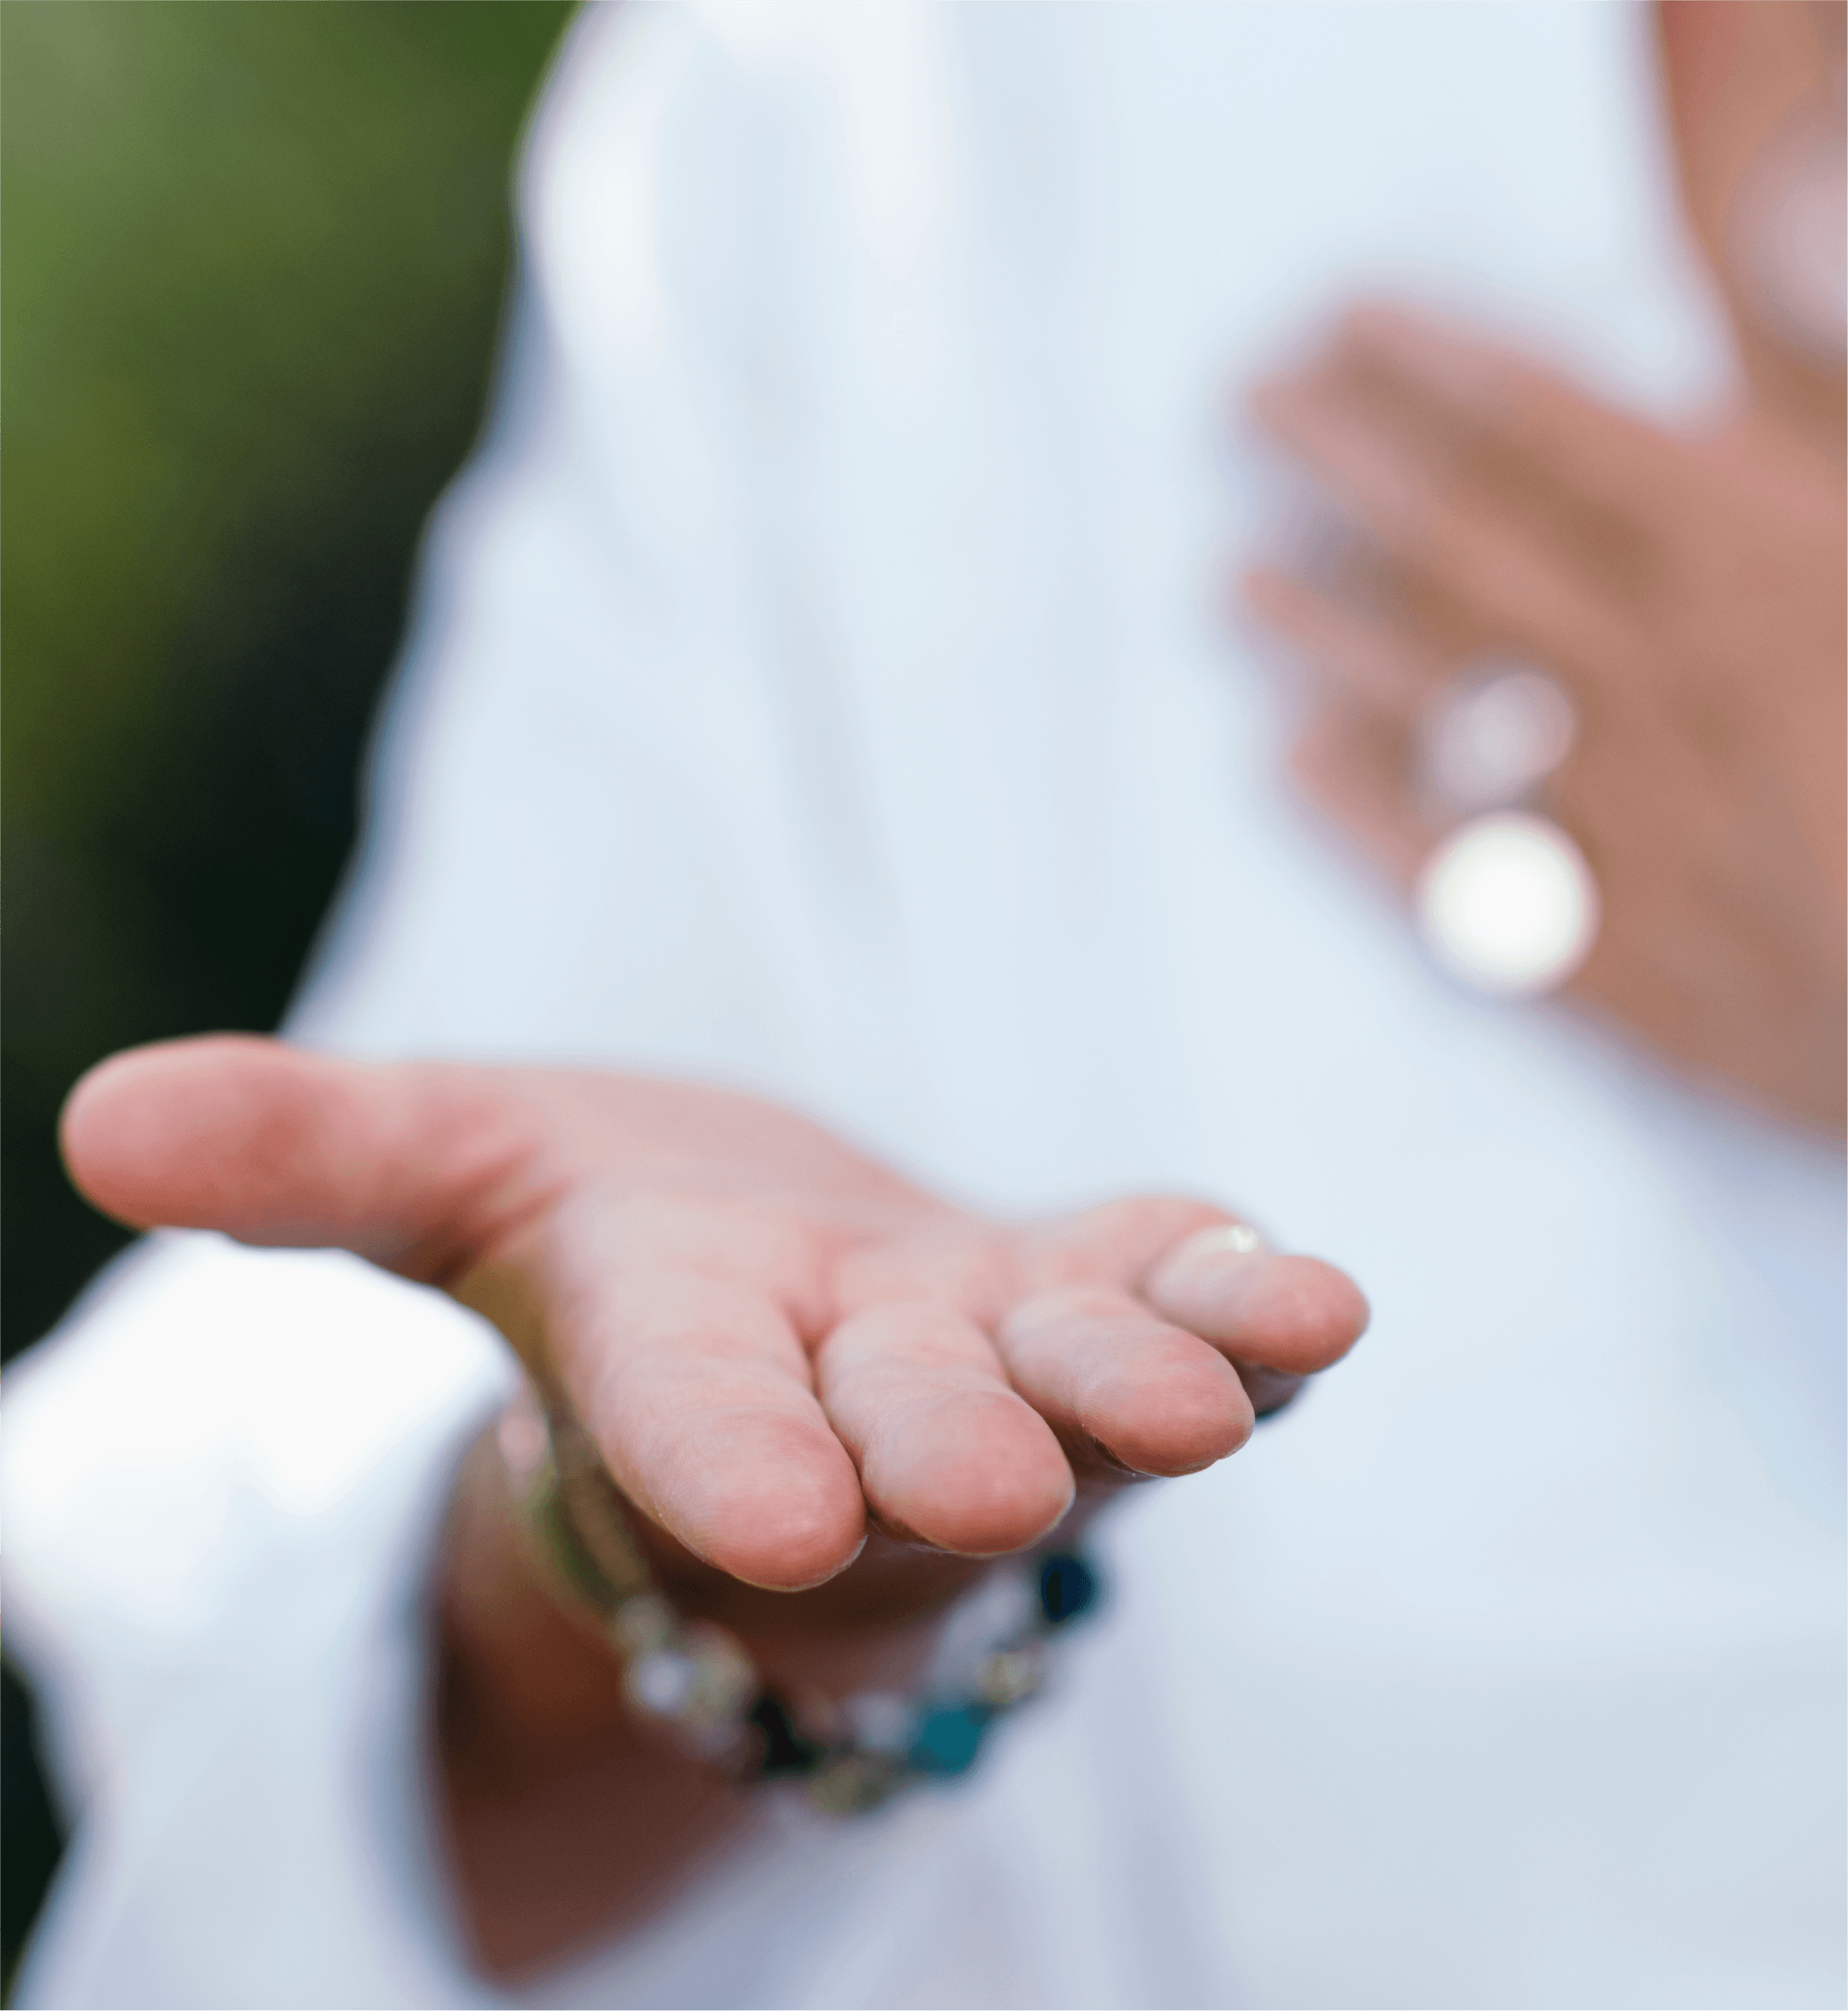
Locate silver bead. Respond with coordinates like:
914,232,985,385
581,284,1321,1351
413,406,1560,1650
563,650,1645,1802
623,1647,698,1719
977,1644,1046,1708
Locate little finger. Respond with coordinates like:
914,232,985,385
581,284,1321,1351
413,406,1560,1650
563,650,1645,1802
1141,1234,1370,1378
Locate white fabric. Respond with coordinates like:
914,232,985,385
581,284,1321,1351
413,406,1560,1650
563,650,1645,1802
6,4,1842,2005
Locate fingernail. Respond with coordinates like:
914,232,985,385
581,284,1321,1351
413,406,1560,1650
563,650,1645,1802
1143,1223,1274,1328
777,1532,869,1591
1161,1222,1269,1273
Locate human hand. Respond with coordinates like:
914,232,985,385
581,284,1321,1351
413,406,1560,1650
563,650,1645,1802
1241,305,1846,1132
59,1035,1366,1967
62,1035,1367,1605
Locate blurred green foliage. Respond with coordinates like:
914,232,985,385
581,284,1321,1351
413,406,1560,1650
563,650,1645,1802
3,0,572,1343
2,0,574,1979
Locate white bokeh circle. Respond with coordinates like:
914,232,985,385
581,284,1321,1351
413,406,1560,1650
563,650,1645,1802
1417,661,1579,815
1416,812,1600,996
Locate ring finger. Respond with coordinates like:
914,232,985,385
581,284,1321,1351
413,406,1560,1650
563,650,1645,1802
814,1298,1077,1556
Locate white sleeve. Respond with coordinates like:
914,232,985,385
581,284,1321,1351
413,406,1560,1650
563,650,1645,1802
2,1245,1213,2011
2,1234,514,2008
8,1245,1029,2011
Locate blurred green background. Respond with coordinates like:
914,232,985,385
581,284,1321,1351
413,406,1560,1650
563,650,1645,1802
2,0,574,1980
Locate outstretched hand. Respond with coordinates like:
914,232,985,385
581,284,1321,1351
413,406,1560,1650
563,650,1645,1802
62,1036,1368,1602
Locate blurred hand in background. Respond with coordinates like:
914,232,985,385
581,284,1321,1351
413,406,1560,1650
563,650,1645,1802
1241,0,1846,1133
1244,309,1845,1128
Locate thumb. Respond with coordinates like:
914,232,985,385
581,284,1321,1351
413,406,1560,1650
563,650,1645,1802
60,1034,548,1288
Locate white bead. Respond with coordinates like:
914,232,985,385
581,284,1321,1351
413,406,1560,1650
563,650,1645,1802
1417,813,1599,998
624,1648,696,1718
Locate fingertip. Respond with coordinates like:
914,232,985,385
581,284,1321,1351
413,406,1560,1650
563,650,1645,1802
59,1035,284,1224
1314,1260,1372,1354
1338,299,1410,352
1245,374,1292,430
1236,562,1289,617
904,1470,1077,1560
648,1418,871,1594
1084,1349,1255,1477
865,1398,1076,1558
687,1487,870,1593
1227,1254,1371,1372
60,1050,140,1211
720,1520,872,1584
1146,1241,1369,1375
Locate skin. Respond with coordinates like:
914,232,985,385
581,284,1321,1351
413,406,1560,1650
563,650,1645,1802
60,1036,1368,1974
1241,1,1846,1135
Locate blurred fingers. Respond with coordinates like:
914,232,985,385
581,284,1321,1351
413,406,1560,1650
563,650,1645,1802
1251,363,1633,672
1332,305,1679,531
1240,561,1451,715
59,1034,548,1285
1248,299,1684,687
1289,703,1431,886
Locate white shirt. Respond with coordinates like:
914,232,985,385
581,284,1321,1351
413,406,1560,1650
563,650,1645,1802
7,6,1842,2005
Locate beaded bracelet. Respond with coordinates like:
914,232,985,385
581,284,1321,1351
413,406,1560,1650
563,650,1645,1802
495,1383,1101,1814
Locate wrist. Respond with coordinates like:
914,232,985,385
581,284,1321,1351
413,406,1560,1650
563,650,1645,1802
438,1417,947,1751
476,1381,1103,1811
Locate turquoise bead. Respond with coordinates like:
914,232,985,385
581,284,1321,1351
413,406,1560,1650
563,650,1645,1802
909,1703,993,1776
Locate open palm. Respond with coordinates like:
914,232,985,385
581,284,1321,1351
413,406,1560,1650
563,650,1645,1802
62,1036,1368,1617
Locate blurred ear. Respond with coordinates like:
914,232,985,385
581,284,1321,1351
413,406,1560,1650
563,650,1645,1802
59,1034,545,1286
